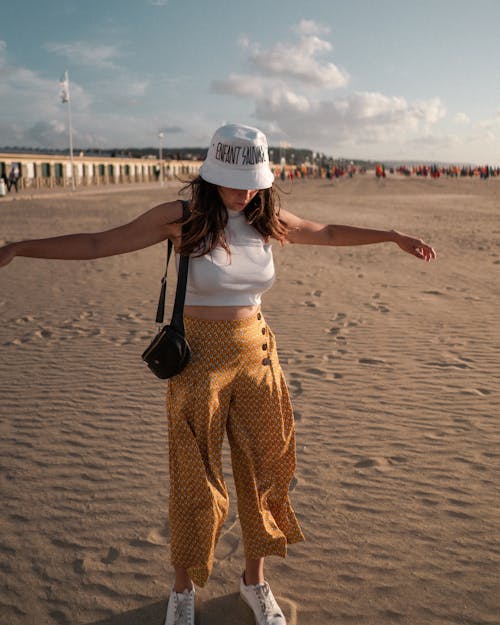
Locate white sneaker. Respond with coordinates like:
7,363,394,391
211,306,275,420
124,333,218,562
240,575,286,625
164,587,195,625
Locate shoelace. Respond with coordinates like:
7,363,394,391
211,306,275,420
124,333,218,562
254,583,282,620
173,591,193,625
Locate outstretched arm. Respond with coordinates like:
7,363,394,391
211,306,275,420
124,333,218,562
0,199,184,268
280,209,436,261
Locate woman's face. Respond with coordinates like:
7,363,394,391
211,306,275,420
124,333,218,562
217,186,259,212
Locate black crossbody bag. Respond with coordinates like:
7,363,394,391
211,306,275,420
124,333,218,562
141,205,191,379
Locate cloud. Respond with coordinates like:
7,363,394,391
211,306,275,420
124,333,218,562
0,37,183,149
147,0,168,5
477,109,500,129
251,90,447,148
238,35,250,49
124,80,149,98
44,41,122,69
25,120,67,147
0,64,82,118
248,34,348,88
409,133,461,149
454,112,470,124
466,128,496,149
294,19,331,36
211,73,268,98
0,43,96,148
210,20,451,156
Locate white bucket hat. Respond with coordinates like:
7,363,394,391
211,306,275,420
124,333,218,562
200,123,274,190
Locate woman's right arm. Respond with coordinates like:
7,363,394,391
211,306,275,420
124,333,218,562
0,199,184,268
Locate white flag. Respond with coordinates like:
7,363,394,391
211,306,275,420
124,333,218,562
59,74,70,103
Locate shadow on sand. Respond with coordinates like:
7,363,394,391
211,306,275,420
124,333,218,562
86,592,256,625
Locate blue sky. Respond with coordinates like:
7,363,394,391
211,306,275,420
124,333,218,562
1,0,499,163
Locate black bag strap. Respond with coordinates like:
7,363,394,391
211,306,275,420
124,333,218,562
154,200,190,331
154,239,173,324
171,251,189,333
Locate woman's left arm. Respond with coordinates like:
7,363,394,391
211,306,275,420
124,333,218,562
280,209,437,262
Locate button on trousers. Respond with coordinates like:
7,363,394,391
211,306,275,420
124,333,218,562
166,312,304,587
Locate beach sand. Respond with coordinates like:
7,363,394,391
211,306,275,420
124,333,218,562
0,175,498,625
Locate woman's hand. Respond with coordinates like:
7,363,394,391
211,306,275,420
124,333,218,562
392,230,437,261
0,243,17,268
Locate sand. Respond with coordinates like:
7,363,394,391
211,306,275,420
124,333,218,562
0,175,498,625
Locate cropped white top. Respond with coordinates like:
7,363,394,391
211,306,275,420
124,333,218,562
177,209,276,306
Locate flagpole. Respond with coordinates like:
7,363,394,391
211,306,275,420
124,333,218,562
63,69,76,191
158,131,164,187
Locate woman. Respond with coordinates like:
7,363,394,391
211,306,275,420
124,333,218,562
0,124,436,625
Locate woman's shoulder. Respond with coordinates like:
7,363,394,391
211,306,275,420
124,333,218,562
151,198,190,223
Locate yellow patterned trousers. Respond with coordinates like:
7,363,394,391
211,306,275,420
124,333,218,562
166,311,304,587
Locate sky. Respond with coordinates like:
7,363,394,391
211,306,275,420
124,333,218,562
1,0,499,164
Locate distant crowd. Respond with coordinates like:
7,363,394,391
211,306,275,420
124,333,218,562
393,164,500,179
276,162,500,182
275,163,365,181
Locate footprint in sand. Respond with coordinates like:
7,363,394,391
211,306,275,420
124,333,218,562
460,388,491,396
354,456,407,471
107,328,150,345
325,326,342,336
425,360,471,370
14,315,35,324
288,378,303,398
325,313,353,340
4,337,23,347
129,536,163,550
146,525,169,546
101,547,120,564
422,290,446,296
0,544,16,557
49,609,70,625
306,289,323,298
305,367,328,377
359,357,386,365
366,295,390,313
9,513,30,523
116,312,142,323
78,311,95,320
33,329,53,340
121,329,143,345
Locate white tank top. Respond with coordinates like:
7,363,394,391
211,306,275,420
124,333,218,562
177,209,276,306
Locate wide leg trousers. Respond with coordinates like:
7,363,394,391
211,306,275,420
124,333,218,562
166,311,304,587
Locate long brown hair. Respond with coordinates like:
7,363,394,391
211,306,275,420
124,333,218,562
178,177,288,257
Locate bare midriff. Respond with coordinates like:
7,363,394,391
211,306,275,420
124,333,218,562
184,304,260,320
